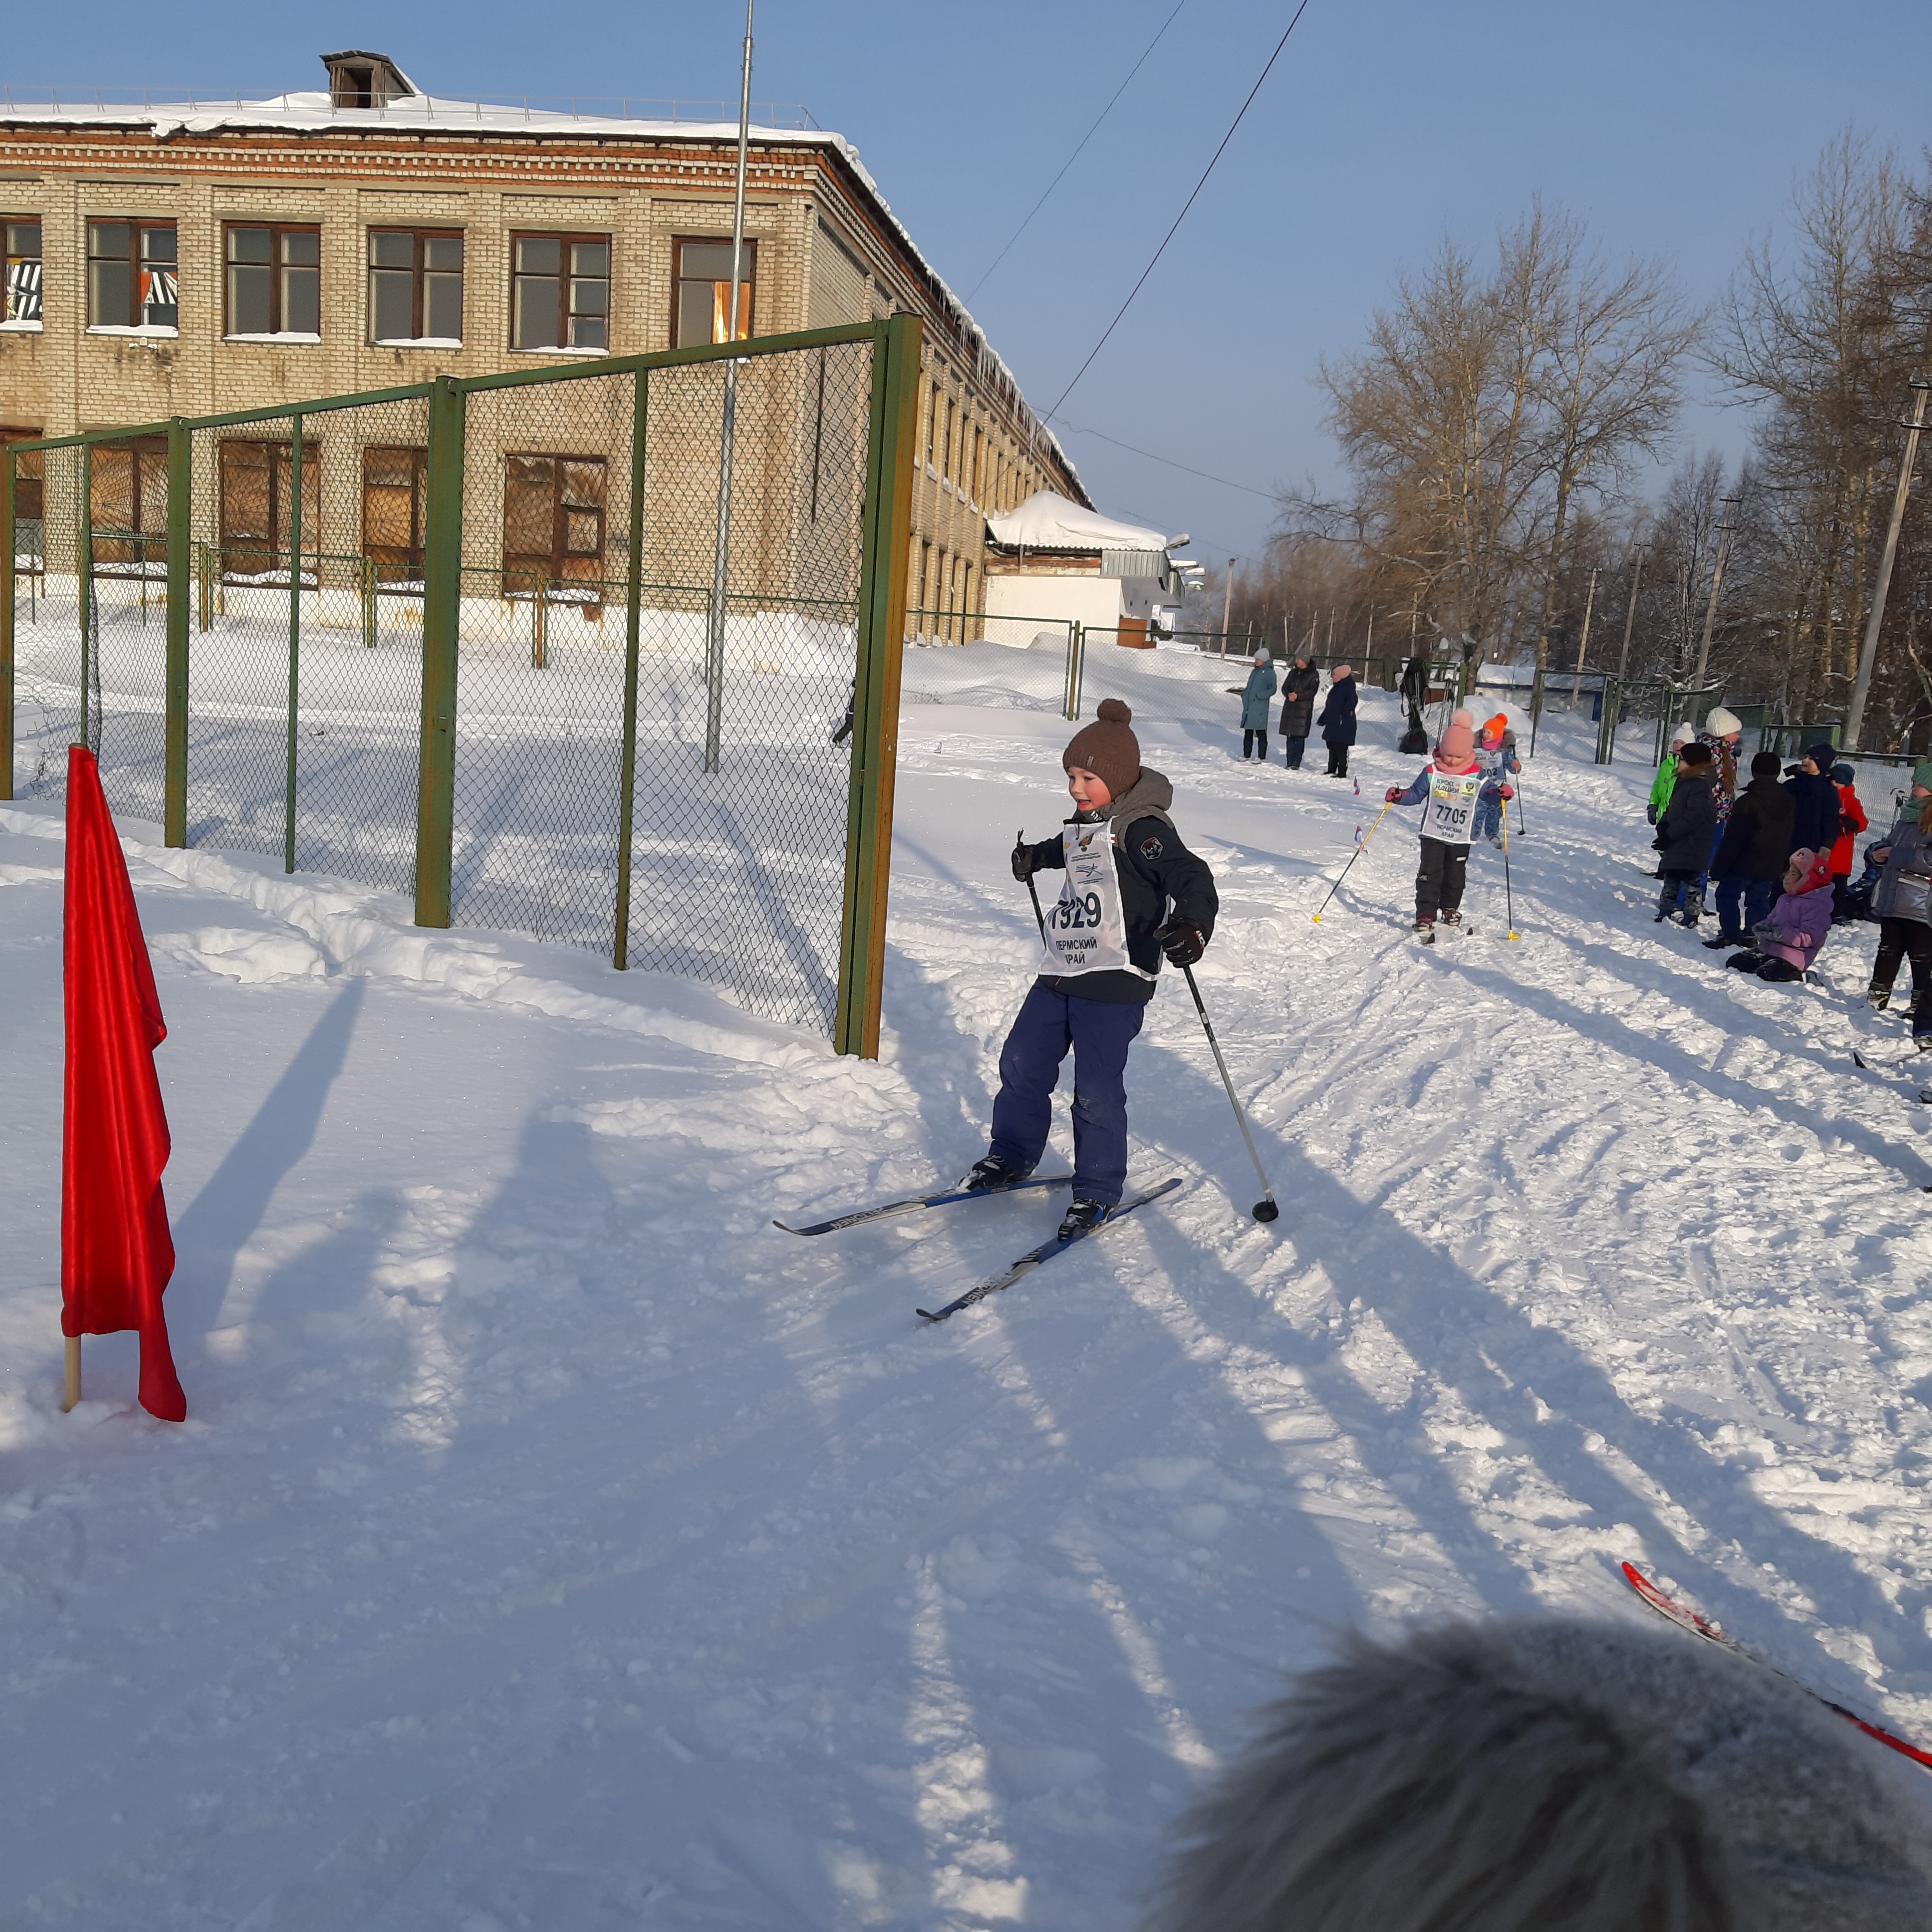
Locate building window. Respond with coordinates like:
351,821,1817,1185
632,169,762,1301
925,383,939,468
368,229,463,345
502,454,607,601
219,440,320,578
4,221,41,325
88,221,177,330
673,237,755,348
361,446,428,584
225,225,320,337
917,538,930,614
943,398,956,482
971,427,984,504
89,437,169,573
2,428,46,524
511,235,609,351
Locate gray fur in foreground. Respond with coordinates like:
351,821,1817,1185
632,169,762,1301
1139,1616,1932,1932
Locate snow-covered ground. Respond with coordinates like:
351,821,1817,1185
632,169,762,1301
4,681,1932,1927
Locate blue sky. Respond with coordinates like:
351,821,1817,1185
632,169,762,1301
7,2,1929,561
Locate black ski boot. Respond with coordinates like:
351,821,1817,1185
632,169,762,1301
1868,985,1892,1012
1439,909,1464,935
1056,1197,1112,1241
961,1154,1031,1192
1414,916,1436,945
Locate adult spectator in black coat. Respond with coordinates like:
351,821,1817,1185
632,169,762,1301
1277,658,1320,769
1317,664,1358,778
1704,751,1796,948
1783,743,1843,858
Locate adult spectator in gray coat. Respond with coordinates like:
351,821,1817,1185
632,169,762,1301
1277,657,1320,769
1235,650,1276,760
1865,771,1932,1040
1316,663,1358,778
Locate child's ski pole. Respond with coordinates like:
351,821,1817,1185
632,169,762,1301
1177,963,1279,1223
1017,829,1048,944
1311,800,1392,924
1514,768,1526,836
1501,798,1520,940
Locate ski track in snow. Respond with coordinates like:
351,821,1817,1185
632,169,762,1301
3,693,1932,1926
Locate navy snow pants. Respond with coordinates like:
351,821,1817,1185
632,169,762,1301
989,982,1146,1207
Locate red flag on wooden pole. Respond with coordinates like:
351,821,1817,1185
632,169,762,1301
62,745,186,1422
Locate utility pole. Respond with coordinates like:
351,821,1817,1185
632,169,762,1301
1843,377,1931,750
1220,557,1234,658
1616,540,1650,681
1569,566,1598,705
1691,496,1742,690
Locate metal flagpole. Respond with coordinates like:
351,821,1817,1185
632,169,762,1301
704,0,755,773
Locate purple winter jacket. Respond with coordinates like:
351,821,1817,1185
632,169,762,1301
1758,880,1833,970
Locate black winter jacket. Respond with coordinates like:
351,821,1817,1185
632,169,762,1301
1278,663,1321,736
1317,675,1358,745
1654,771,1718,872
1023,768,1218,1005
1783,770,1841,858
1711,776,1796,880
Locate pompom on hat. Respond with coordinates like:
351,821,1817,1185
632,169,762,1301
1063,699,1141,801
1670,720,1696,746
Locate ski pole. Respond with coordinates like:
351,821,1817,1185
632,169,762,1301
1501,796,1520,941
1310,800,1392,923
1514,767,1526,836
1018,829,1048,943
1178,962,1279,1223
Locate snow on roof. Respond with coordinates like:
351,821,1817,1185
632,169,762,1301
0,86,1083,501
986,491,1170,554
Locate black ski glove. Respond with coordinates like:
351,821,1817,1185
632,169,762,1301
1156,918,1206,967
1011,838,1036,883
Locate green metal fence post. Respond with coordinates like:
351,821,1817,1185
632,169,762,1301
1063,622,1078,721
835,314,921,1058
415,377,465,928
614,369,648,970
164,419,190,845
283,415,303,873
0,449,13,801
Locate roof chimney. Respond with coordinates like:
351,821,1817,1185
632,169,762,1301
320,51,416,109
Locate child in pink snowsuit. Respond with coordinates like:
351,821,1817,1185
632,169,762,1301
1724,847,1834,982
1386,708,1506,939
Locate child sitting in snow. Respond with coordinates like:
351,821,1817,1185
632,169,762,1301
1724,847,1835,982
971,699,1219,1239
1385,708,1502,941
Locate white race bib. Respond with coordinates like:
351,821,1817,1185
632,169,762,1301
1418,766,1485,844
1041,823,1153,979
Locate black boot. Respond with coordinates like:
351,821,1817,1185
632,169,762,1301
962,1154,1031,1192
1056,1198,1112,1241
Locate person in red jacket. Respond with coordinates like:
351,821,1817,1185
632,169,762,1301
1828,760,1867,922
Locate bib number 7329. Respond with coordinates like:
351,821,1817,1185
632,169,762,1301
1048,890,1105,930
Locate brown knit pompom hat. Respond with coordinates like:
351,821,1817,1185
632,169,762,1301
1063,699,1141,801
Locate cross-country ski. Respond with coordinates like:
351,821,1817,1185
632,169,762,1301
774,1172,1073,1236
1621,1562,1932,1770
915,1178,1183,1322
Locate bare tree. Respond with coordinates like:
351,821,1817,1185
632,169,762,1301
1312,201,1696,669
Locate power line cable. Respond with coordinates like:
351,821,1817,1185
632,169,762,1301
965,0,1188,302
1052,417,1279,499
1046,0,1315,420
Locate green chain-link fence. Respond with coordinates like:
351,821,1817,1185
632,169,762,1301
0,319,921,1055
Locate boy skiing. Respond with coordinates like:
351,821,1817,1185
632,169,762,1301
968,699,1219,1239
1385,708,1501,940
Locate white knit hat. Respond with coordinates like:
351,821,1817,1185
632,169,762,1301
1670,720,1696,745
1706,706,1743,736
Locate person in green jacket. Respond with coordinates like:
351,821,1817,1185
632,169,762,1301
1647,721,1696,825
